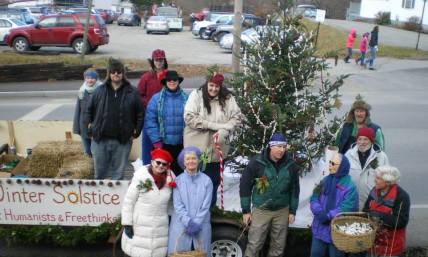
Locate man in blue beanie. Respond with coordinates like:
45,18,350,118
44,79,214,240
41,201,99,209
240,132,301,257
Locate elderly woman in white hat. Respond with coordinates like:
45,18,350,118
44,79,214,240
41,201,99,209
362,165,410,257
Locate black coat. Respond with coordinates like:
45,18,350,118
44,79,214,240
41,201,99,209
369,30,378,47
84,81,144,144
73,90,92,139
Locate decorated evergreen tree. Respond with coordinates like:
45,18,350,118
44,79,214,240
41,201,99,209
228,10,348,172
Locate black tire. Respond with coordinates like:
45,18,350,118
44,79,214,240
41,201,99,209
12,37,29,52
146,30,150,34
199,28,206,39
72,38,88,54
165,31,169,35
215,32,227,42
29,46,41,51
211,225,247,257
89,45,98,53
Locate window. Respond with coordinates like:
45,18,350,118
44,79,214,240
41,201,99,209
38,17,56,28
58,16,75,27
402,0,415,9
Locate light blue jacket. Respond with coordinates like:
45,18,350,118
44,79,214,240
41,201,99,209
167,171,213,255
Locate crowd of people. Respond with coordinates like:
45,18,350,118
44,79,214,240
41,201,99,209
344,25,379,70
72,49,410,257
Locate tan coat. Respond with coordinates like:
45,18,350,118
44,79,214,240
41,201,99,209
184,89,242,162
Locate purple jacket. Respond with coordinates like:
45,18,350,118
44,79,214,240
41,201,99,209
310,175,358,243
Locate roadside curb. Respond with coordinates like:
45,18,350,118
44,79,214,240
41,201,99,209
0,90,77,98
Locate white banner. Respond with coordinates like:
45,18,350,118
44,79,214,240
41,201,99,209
0,178,128,226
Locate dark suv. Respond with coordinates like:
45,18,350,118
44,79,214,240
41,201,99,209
6,13,109,53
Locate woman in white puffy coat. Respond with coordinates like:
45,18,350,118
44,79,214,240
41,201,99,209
121,148,176,257
345,127,389,209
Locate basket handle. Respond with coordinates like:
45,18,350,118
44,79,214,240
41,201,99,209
173,230,204,253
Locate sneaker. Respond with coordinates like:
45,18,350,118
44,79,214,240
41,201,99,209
369,67,375,70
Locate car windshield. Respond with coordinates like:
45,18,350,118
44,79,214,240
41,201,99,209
150,16,166,21
157,7,178,17
11,18,25,25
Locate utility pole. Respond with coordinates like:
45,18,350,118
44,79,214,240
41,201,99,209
232,0,243,73
80,0,93,62
416,0,427,50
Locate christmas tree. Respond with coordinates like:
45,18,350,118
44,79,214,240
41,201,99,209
228,9,348,172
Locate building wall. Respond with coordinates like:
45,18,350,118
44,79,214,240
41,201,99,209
360,0,427,25
92,0,120,10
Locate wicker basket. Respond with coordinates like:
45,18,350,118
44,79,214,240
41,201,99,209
331,213,378,253
169,232,206,257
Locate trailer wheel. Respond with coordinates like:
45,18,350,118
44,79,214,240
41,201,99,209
211,226,246,257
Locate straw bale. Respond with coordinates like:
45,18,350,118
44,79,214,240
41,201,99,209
57,155,93,179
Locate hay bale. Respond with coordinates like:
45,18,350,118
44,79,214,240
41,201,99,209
57,155,93,179
28,141,83,178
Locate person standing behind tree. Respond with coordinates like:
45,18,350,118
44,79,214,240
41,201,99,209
85,58,144,180
344,28,356,63
240,133,301,257
366,26,379,70
73,68,102,156
138,49,168,165
144,70,188,176
184,73,242,205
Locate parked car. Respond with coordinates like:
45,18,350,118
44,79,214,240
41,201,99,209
6,13,109,53
294,4,317,18
219,27,260,51
117,13,141,26
201,14,233,40
191,12,232,38
156,6,182,31
0,8,34,24
211,14,263,42
146,15,169,34
0,18,26,44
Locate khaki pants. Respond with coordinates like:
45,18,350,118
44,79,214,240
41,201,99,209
244,207,289,257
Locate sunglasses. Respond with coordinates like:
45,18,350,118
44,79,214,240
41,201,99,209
167,78,178,82
110,70,122,75
329,161,340,166
154,160,168,167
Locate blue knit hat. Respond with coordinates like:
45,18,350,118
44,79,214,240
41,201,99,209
177,146,202,170
269,133,287,147
84,69,98,79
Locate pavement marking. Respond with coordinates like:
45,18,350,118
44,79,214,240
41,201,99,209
411,204,428,209
18,103,63,121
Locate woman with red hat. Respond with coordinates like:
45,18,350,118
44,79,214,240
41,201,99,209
345,127,389,210
138,49,169,165
183,72,242,205
121,148,176,257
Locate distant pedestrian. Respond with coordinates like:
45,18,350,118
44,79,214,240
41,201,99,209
138,49,168,165
366,26,379,70
85,58,144,180
355,32,369,66
344,28,357,63
73,68,102,156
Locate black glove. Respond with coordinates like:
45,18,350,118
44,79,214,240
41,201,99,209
317,212,330,224
124,225,134,239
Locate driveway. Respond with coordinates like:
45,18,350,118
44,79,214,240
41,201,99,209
324,19,428,51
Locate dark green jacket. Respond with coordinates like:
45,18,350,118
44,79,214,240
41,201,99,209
239,149,300,214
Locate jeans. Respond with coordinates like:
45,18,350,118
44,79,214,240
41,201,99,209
344,47,353,62
81,137,92,156
310,237,345,257
367,46,376,68
91,138,132,180
203,162,220,206
356,52,366,66
141,129,152,165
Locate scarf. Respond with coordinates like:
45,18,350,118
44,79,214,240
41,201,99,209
323,155,350,212
149,167,167,190
78,80,102,99
157,86,188,140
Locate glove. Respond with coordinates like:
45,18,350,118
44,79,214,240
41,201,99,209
153,141,163,149
124,225,134,239
317,212,330,224
186,220,202,236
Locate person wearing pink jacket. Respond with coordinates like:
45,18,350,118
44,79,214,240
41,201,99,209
356,32,369,66
344,28,356,63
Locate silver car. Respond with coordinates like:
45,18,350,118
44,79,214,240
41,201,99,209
146,16,169,34
219,28,259,51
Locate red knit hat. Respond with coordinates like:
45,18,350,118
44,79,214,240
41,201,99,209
356,127,375,142
151,148,173,163
209,73,224,86
152,49,165,60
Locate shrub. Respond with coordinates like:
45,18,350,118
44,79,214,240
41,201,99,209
403,16,421,31
375,11,391,25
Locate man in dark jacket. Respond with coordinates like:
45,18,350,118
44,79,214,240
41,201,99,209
85,58,144,180
240,133,300,257
366,25,378,70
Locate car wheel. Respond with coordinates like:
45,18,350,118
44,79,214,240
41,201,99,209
165,31,169,35
201,30,210,40
211,226,247,257
215,32,227,42
199,28,206,39
29,46,41,51
72,38,88,54
146,30,150,34
12,37,29,52
89,45,98,53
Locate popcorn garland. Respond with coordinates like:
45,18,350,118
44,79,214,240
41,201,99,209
335,222,374,236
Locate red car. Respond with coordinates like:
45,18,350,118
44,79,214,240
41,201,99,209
6,13,109,54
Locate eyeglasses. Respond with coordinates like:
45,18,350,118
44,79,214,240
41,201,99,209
110,70,122,75
154,160,168,167
329,161,340,166
167,78,178,82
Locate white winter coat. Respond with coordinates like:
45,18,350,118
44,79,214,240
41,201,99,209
345,145,389,209
121,165,174,257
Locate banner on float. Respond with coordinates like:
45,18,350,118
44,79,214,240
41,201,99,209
0,178,129,226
